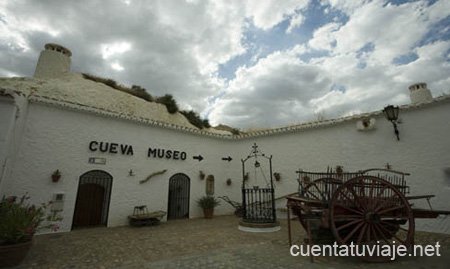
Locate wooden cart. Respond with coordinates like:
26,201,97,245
128,205,166,227
286,168,450,262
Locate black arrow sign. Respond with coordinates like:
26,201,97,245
221,156,233,162
193,155,204,162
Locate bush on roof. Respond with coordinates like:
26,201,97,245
82,73,218,130
180,110,210,129
156,94,179,114
131,85,153,102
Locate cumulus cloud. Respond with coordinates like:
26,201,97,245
286,13,305,34
209,50,332,128
208,0,450,128
1,0,449,130
0,0,250,113
244,0,310,30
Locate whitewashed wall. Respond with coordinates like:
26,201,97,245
0,94,28,191
1,99,449,234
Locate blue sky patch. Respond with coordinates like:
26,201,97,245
217,1,348,81
393,52,419,65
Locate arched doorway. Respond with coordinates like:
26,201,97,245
167,173,190,220
72,170,113,229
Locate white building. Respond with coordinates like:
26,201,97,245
1,44,450,234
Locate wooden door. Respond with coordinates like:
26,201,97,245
73,184,105,227
72,170,112,229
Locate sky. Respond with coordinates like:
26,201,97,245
1,0,449,130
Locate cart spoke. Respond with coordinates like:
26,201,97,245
373,184,388,209
333,214,363,220
345,184,366,210
378,224,407,245
335,204,364,215
369,224,377,242
368,181,376,210
373,224,393,246
358,180,368,209
357,223,368,245
343,222,365,244
378,204,406,215
338,189,357,207
337,219,363,232
374,195,400,212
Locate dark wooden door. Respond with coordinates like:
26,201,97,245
167,173,190,220
73,184,105,227
72,170,112,229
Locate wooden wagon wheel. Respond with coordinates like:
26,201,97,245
330,176,414,262
295,178,342,230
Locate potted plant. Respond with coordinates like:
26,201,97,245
51,170,61,182
196,195,220,219
0,194,62,267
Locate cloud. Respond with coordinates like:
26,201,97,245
1,0,450,130
208,0,450,128
209,50,332,128
101,42,131,60
244,0,310,30
0,0,247,113
308,22,341,51
286,12,305,34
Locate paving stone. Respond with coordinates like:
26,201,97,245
11,215,450,268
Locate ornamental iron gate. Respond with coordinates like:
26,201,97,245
72,170,113,229
167,173,190,220
241,143,276,223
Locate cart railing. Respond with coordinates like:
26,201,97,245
361,168,410,195
296,168,410,203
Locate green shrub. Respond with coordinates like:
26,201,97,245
156,94,179,114
104,79,117,88
230,128,240,135
202,119,211,129
180,110,210,129
82,73,154,103
82,74,215,130
131,85,153,102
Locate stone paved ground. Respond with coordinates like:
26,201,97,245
14,215,450,268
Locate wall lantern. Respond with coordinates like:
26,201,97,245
383,105,400,141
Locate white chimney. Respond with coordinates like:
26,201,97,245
408,82,432,104
34,43,72,79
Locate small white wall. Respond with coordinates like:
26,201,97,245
0,94,28,191
1,99,450,234
0,96,16,188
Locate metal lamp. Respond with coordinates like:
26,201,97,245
383,105,400,140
